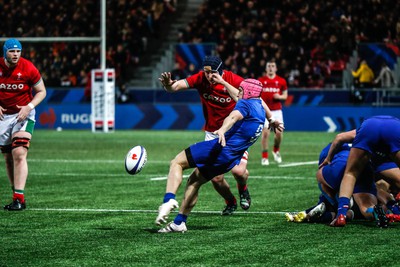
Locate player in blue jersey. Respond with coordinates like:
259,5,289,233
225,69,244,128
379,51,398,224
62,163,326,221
286,140,400,225
157,79,284,233
286,141,400,224
319,116,400,227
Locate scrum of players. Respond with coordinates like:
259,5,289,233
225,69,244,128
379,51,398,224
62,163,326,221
285,115,400,228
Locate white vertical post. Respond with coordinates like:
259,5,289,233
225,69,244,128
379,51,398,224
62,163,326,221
91,69,115,132
101,0,106,70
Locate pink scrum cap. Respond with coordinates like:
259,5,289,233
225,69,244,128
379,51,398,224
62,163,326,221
240,78,263,99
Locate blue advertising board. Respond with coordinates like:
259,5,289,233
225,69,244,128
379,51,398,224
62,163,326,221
36,88,399,131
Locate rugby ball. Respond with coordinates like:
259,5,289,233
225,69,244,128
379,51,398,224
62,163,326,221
125,145,147,175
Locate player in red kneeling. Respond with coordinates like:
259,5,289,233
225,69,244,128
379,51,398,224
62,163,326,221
0,38,47,210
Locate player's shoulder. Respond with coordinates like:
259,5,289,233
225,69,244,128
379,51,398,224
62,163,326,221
276,75,288,85
186,71,203,82
223,70,241,77
275,74,285,81
19,57,37,68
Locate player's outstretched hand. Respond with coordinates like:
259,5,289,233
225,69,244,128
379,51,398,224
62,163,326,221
159,72,177,89
269,120,284,133
159,72,172,86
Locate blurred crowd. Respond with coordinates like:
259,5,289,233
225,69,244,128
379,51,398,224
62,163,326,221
1,0,399,89
178,0,400,88
0,0,176,88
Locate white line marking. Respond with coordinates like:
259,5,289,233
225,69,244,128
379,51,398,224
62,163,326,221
149,175,312,181
279,161,318,167
28,159,168,164
29,208,286,215
34,172,124,177
29,159,319,167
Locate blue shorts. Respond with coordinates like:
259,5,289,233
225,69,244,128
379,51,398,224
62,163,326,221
373,160,398,173
186,139,243,180
353,116,400,156
322,151,376,195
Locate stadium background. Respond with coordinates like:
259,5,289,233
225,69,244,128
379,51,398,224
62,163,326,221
2,0,400,131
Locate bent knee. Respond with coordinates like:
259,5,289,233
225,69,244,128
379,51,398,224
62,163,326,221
231,165,248,178
211,174,224,184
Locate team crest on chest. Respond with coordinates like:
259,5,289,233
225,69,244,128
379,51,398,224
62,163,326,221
17,72,22,80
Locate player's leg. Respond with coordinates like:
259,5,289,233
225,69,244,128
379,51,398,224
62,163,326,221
332,148,370,226
2,149,13,186
272,110,284,163
179,168,208,215
272,130,283,163
290,168,338,223
353,192,377,220
261,125,270,166
203,131,237,214
156,149,191,225
231,155,251,210
376,169,400,214
159,168,208,233
211,174,237,215
315,166,338,206
4,130,32,211
0,117,15,197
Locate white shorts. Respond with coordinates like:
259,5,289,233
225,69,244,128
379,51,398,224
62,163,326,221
0,111,36,146
204,131,249,162
264,109,284,128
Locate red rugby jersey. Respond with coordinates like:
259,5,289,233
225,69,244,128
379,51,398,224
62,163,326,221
186,70,244,132
258,74,287,111
0,57,41,114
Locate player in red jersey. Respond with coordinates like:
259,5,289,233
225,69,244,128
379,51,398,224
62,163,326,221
258,60,288,166
155,56,252,223
0,38,47,210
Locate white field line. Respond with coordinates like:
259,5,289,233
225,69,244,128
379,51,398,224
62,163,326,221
31,172,313,180
28,159,167,164
279,161,318,167
150,175,312,181
28,208,286,215
29,158,319,167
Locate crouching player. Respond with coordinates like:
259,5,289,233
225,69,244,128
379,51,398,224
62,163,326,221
286,142,400,227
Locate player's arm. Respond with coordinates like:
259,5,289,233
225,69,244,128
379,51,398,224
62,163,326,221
30,78,47,107
211,73,240,102
16,78,47,122
274,89,288,101
159,72,189,92
261,100,284,132
214,110,243,147
319,129,356,168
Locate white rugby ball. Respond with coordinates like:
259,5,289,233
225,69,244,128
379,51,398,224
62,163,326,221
125,145,147,175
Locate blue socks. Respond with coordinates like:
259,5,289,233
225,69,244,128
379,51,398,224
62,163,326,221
163,192,175,203
174,214,187,225
337,197,350,216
